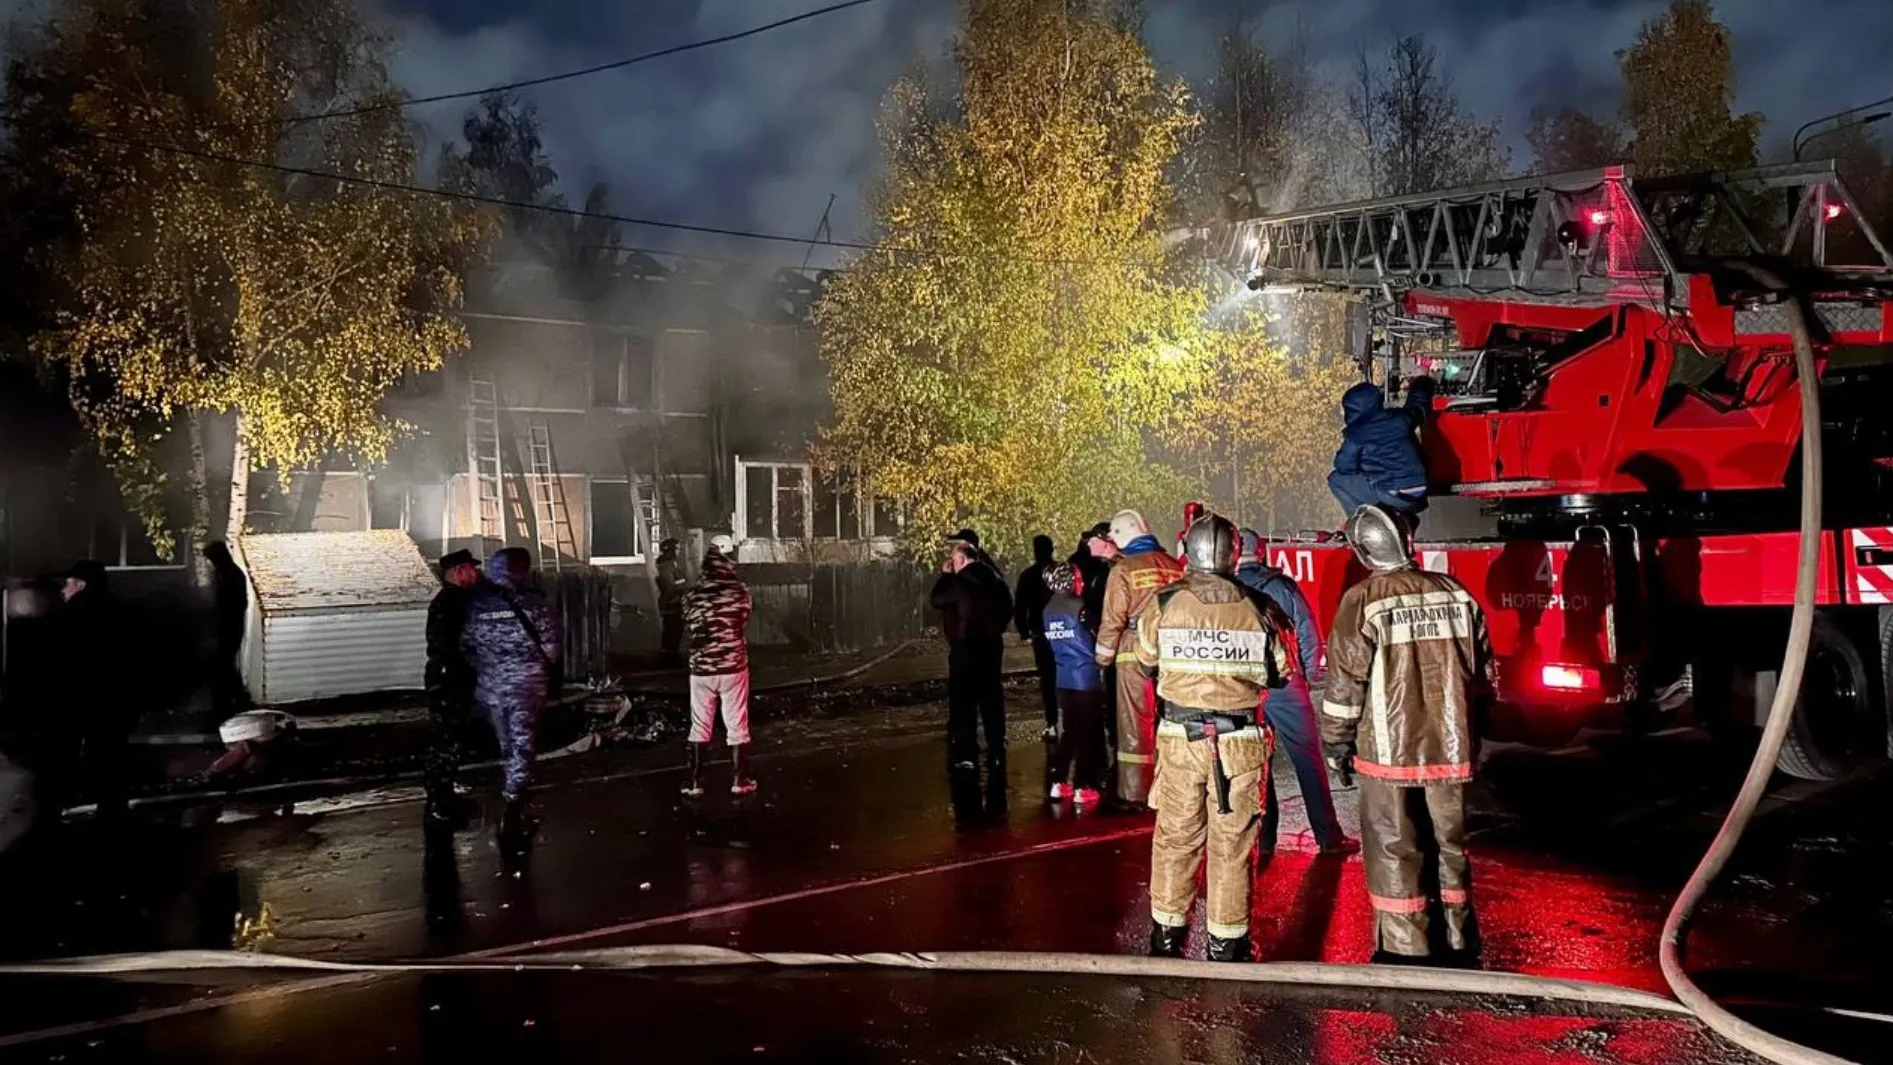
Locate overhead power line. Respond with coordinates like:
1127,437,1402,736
0,116,1131,268
271,0,883,130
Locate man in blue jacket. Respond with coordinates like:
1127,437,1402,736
1329,376,1434,523
1235,529,1357,856
462,548,562,848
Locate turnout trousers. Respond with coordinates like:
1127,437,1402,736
1358,778,1477,957
1112,656,1158,803
1148,725,1272,941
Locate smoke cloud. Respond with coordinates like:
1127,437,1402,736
7,0,1885,248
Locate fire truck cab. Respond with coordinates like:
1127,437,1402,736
1218,161,1893,779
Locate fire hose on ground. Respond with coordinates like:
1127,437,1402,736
0,284,1859,1065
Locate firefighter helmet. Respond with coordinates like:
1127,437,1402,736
1182,512,1241,575
1108,509,1151,549
1346,504,1414,572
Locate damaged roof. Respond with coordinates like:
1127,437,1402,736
239,530,438,616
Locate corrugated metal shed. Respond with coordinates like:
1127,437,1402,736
238,531,437,704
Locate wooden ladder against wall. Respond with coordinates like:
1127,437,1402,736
527,420,576,576
465,376,505,554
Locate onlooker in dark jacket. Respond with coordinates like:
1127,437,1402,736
931,541,1013,780
681,549,755,797
1329,377,1434,523
423,550,480,828
44,561,132,820
655,539,687,666
1014,534,1059,738
1040,564,1105,804
1234,529,1357,855
462,548,561,846
203,542,251,723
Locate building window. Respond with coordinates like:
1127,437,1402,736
812,476,861,539
775,466,806,540
90,512,179,569
589,479,643,563
871,498,903,539
590,332,655,408
737,461,811,540
369,479,406,530
738,460,898,542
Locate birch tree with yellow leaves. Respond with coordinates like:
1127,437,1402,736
1160,305,1359,532
2,0,486,573
815,0,1205,562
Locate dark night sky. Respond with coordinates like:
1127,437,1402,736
12,0,1887,265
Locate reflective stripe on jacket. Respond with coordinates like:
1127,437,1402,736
1132,572,1291,713
1094,539,1182,665
1318,568,1493,784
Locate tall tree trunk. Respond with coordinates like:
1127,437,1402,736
226,414,250,544
186,411,212,588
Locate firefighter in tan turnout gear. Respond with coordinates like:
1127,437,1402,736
1093,509,1183,805
1320,504,1494,963
1136,512,1294,963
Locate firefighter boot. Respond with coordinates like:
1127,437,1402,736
1207,934,1252,963
681,742,707,798
1147,922,1186,958
730,744,758,796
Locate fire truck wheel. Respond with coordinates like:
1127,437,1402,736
1775,614,1875,782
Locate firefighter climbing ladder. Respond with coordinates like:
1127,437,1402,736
465,376,505,554
526,421,575,576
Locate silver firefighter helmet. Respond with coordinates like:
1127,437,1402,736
1346,504,1414,572
1182,512,1242,576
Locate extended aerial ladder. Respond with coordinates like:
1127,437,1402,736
1208,162,1893,780
1210,161,1893,514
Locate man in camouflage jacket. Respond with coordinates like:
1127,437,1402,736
682,545,755,796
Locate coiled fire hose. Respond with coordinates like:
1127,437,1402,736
0,281,1857,1065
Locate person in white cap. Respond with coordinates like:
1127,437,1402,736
1092,508,1182,805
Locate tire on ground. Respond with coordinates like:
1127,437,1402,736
1774,613,1875,781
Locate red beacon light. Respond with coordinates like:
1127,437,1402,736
1587,209,1612,227
1824,202,1845,222
1539,663,1601,691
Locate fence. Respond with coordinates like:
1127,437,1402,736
744,562,934,653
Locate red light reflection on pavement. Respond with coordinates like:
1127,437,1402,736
1251,848,1668,994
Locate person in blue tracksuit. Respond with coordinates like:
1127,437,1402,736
1234,528,1358,856
1040,563,1105,804
461,547,561,846
1328,377,1434,523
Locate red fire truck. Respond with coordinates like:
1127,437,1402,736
1216,161,1893,780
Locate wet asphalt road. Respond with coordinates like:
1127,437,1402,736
0,687,1889,1064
